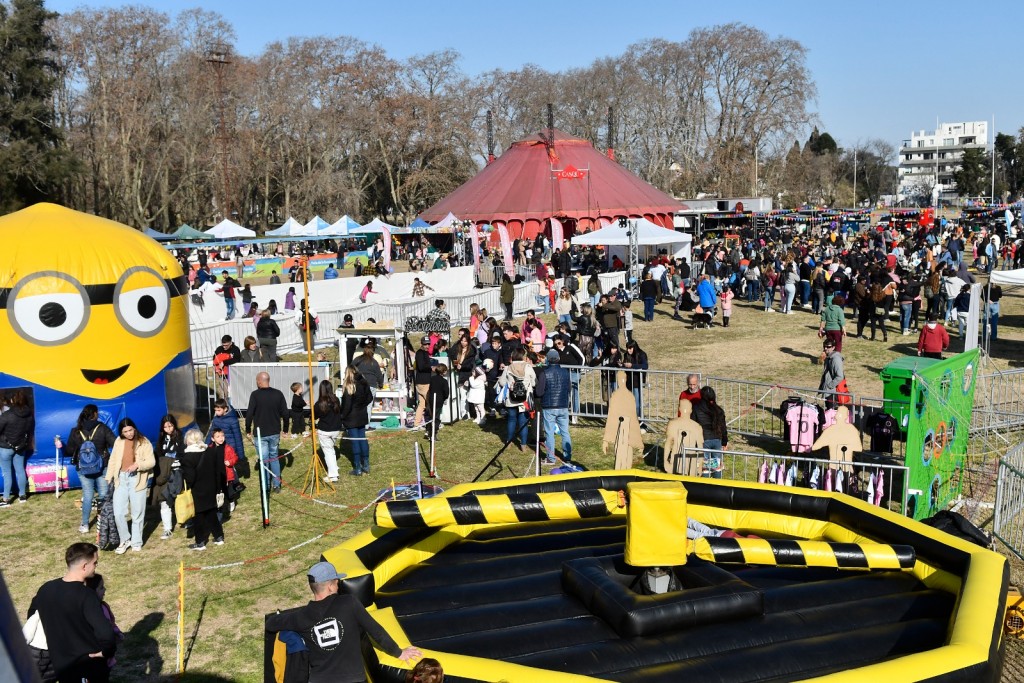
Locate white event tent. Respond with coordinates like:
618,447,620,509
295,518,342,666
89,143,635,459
432,212,460,229
204,219,256,239
357,217,403,234
571,217,692,262
303,216,330,236
322,215,360,237
266,217,304,237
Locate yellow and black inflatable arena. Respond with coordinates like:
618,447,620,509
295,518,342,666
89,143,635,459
290,470,1007,682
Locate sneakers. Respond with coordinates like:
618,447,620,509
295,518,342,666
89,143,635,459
115,541,131,555
130,546,142,552
350,469,363,477
79,524,90,534
229,502,236,512
160,529,173,540
0,499,10,508
213,537,225,546
542,456,557,465
189,543,207,551
302,431,310,437
323,475,339,483
17,496,27,504
764,308,775,313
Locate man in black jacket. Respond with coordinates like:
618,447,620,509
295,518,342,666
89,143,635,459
266,561,421,683
245,372,289,492
28,543,115,683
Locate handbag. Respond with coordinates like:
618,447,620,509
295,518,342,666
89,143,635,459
175,480,195,523
836,378,852,406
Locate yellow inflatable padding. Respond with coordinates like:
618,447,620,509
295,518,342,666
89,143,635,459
625,481,688,567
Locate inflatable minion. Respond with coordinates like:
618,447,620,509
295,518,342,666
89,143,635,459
0,204,193,490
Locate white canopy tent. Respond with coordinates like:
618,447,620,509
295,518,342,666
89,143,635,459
303,215,330,236
322,215,359,237
571,217,692,263
357,217,403,234
205,219,256,239
266,216,304,237
984,268,1024,353
432,212,460,229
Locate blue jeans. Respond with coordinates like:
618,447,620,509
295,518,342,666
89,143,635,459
536,295,550,313
784,283,796,312
79,473,109,527
643,297,655,321
112,472,147,548
0,447,26,500
225,297,236,320
702,439,724,479
506,409,529,446
746,280,760,302
348,427,369,473
900,303,913,331
764,287,776,310
570,373,581,414
800,280,810,305
558,314,572,327
257,434,281,490
632,386,643,418
542,407,572,461
990,312,999,341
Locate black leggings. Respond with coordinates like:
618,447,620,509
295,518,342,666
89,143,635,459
870,309,889,340
503,302,513,320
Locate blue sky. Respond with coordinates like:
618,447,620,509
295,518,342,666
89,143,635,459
47,0,1024,150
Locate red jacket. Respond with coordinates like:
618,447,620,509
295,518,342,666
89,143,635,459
917,323,949,354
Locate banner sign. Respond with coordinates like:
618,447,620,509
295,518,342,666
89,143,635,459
497,224,514,277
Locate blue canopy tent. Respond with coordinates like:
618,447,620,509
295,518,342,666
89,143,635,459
143,227,176,241
172,224,209,240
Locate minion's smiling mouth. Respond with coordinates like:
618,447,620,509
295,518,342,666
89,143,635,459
81,365,129,385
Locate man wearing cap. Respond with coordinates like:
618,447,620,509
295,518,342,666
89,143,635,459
340,314,358,365
267,561,421,682
413,336,433,428
818,338,844,410
536,349,573,465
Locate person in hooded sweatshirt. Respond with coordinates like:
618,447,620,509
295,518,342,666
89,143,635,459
917,313,950,360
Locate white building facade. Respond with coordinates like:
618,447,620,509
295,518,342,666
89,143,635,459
897,121,988,204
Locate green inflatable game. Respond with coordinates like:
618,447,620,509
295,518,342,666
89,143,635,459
902,349,978,520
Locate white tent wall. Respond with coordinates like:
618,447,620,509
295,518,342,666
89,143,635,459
189,268,627,359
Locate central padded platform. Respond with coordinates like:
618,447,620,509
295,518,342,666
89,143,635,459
373,517,954,683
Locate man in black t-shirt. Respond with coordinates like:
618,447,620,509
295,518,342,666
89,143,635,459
267,561,421,683
29,543,115,683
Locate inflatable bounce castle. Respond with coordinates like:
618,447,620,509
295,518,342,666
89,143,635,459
0,203,194,491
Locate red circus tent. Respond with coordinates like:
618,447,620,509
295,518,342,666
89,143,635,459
419,129,687,240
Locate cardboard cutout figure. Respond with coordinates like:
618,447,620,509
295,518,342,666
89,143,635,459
810,405,861,466
663,399,704,475
603,370,643,469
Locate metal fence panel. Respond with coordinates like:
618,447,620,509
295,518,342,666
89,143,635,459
995,443,1024,560
567,366,702,421
669,446,909,515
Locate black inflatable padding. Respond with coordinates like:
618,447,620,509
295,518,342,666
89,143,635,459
337,572,374,608
561,557,763,637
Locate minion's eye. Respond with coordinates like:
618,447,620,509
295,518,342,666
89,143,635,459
7,273,89,346
114,267,170,337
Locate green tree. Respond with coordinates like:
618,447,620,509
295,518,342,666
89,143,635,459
951,147,988,198
806,127,837,156
0,0,77,213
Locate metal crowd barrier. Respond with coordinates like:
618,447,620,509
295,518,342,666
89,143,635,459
994,442,1024,560
670,446,909,516
567,367,909,461
567,366,702,421
974,367,1024,434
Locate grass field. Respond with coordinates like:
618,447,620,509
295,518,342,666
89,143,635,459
4,275,1024,682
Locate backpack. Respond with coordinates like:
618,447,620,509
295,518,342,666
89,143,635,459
587,279,599,296
76,426,105,477
566,275,578,293
509,374,528,404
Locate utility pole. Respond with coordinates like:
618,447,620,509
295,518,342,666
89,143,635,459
206,43,233,221
853,147,858,208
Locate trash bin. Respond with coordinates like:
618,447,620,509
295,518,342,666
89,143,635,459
879,356,941,431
